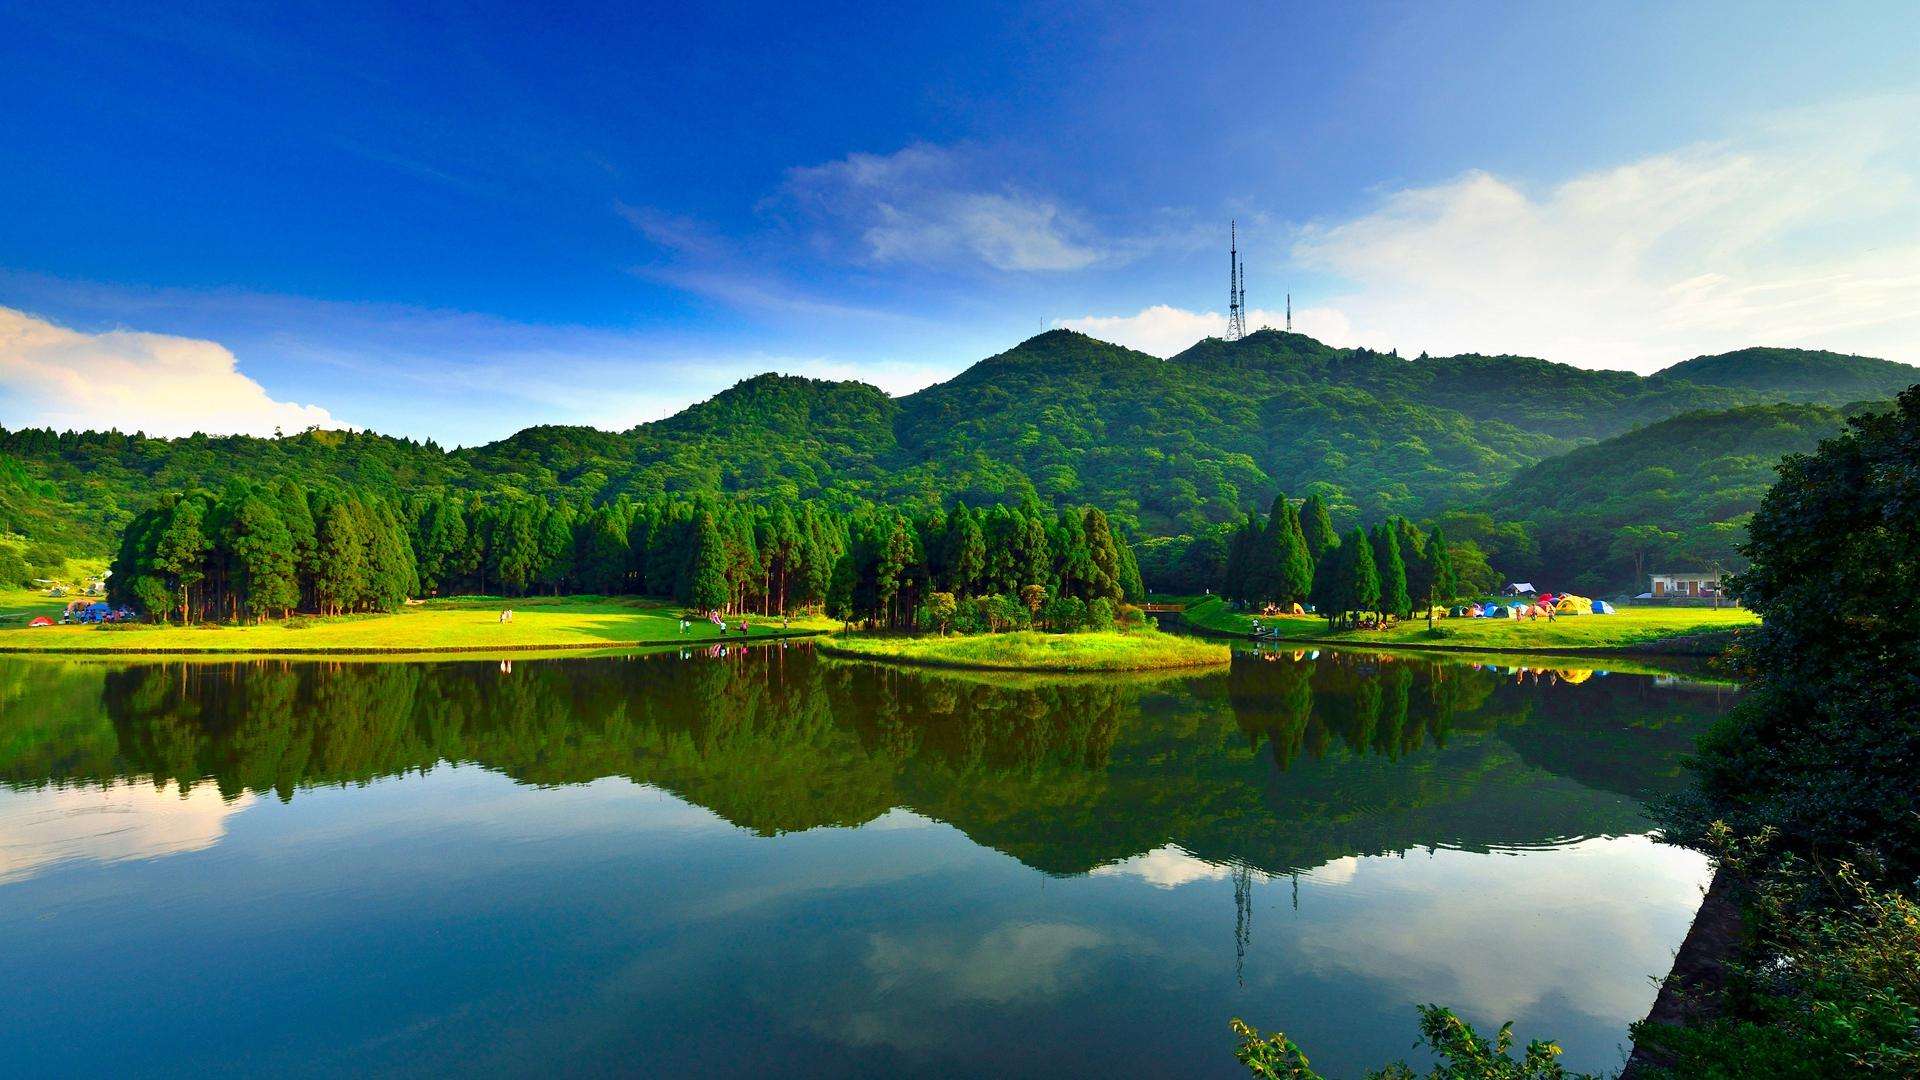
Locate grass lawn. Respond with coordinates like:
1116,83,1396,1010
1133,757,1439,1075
0,595,835,654
816,628,1231,672
1179,596,1757,654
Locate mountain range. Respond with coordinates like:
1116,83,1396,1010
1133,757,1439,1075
2,329,1913,588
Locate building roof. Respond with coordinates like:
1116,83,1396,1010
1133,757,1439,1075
1649,570,1720,578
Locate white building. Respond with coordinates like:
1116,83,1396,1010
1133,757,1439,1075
1649,571,1720,598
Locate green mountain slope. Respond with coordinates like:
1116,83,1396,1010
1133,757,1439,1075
0,331,1909,570
1653,347,1918,404
1492,401,1859,591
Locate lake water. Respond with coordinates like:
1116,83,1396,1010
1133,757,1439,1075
0,644,1734,1077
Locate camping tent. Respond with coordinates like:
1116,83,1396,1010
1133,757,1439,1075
28,616,52,627
1554,594,1593,615
1486,604,1515,618
1503,582,1537,596
1591,600,1616,614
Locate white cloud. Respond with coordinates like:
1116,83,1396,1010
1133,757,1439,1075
1061,98,1920,370
0,305,342,436
781,144,1108,272
1289,97,1920,371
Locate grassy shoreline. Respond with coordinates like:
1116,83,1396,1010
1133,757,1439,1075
816,628,1231,672
0,595,834,655
1175,596,1756,656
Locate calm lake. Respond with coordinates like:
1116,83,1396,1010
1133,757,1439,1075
0,644,1735,1077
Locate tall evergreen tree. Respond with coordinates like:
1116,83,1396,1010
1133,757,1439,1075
684,512,730,612
944,504,987,597
229,492,298,620
1346,526,1381,626
536,505,577,595
1427,525,1459,604
1299,492,1339,565
1082,507,1123,601
1369,522,1410,618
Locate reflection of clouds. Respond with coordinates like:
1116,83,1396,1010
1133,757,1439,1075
1309,856,1358,886
1291,836,1708,1023
820,921,1115,1051
0,781,254,885
1091,844,1263,889
867,921,1108,1005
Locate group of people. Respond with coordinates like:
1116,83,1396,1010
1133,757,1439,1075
496,609,516,623
676,612,793,637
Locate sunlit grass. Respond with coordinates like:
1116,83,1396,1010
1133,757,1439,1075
817,628,1230,672
0,595,834,653
1181,596,1757,652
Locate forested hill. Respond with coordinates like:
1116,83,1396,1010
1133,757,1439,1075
1,329,1913,561
1486,401,1862,592
1652,347,1919,403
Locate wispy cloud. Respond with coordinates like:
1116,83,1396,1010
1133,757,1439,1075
1290,96,1920,370
1059,97,1920,371
778,143,1110,272
0,305,342,437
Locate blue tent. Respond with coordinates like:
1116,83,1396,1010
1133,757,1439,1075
1591,600,1616,614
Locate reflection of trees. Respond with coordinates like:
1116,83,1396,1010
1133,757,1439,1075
0,647,1734,879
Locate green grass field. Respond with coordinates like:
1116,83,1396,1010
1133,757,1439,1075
0,595,834,654
1179,596,1757,654
816,628,1231,672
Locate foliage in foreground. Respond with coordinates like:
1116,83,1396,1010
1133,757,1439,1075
1630,832,1920,1078
1640,385,1920,1075
1231,1007,1592,1080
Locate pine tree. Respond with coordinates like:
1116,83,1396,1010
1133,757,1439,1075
944,504,987,597
155,495,210,622
230,493,298,620
1299,492,1339,565
685,512,730,613
1082,507,1123,601
1427,525,1459,605
536,505,577,595
1396,518,1432,610
1345,526,1381,627
1369,522,1409,618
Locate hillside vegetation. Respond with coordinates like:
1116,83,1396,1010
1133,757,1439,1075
0,330,1912,595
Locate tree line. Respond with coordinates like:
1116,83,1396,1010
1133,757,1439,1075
1214,491,1458,627
107,479,1142,626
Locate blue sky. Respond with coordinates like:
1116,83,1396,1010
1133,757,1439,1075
2,1,1916,443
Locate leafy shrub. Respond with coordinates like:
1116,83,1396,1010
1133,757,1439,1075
1042,595,1086,632
1085,597,1116,631
1232,1006,1591,1079
283,617,315,630
1632,837,1920,1078
915,591,959,634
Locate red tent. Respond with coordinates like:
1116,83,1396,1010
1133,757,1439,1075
28,616,54,627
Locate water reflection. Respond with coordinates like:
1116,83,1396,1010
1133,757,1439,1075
0,647,1735,1077
0,647,1732,882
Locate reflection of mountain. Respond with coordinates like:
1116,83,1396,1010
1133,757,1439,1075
0,648,1733,878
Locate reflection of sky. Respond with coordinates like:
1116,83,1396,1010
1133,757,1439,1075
0,766,1709,1078
0,781,254,885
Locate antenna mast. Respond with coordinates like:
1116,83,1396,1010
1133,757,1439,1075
1227,221,1246,341
1286,292,1291,332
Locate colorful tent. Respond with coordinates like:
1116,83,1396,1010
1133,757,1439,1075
1591,600,1616,614
1554,594,1593,615
28,616,53,627
1486,604,1515,618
